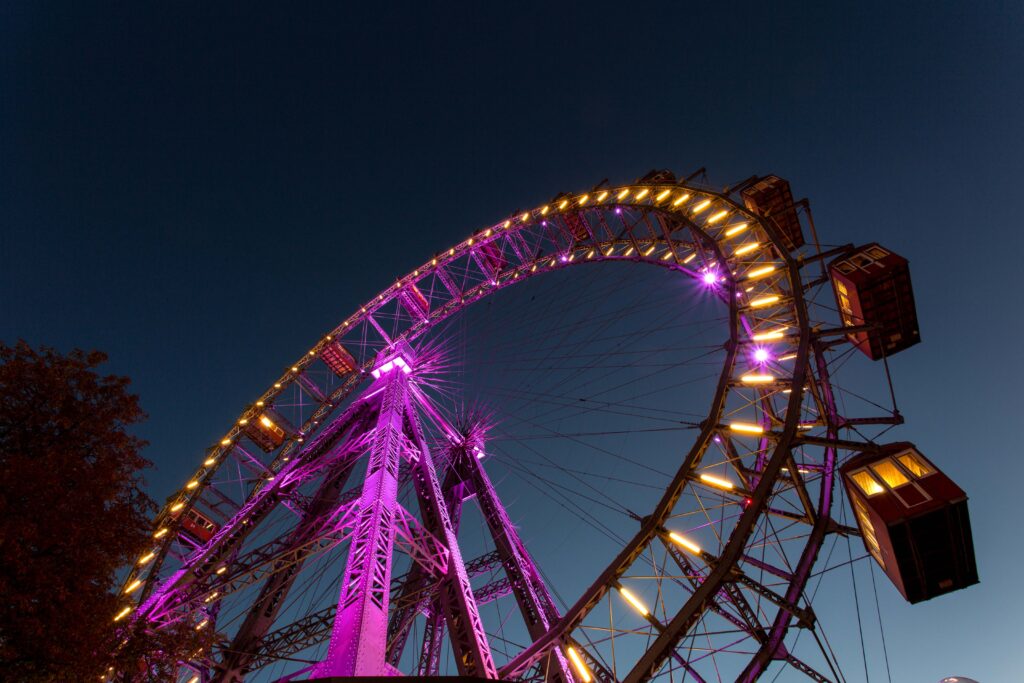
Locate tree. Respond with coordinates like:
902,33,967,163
0,341,206,681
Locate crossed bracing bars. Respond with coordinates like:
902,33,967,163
141,349,577,681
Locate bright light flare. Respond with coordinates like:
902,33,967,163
672,193,691,206
702,271,718,285
138,552,155,565
566,647,592,683
668,531,701,554
740,373,775,384
691,199,711,214
113,607,131,622
707,210,729,224
734,242,761,256
751,328,787,341
753,348,770,363
729,421,765,435
699,473,734,490
749,295,780,308
371,355,412,379
655,189,671,202
616,188,630,200
124,579,143,594
746,265,777,280
635,188,650,200
170,502,185,513
618,587,649,616
724,222,749,236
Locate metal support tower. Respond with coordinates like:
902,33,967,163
313,351,413,677
312,345,499,679
452,437,574,683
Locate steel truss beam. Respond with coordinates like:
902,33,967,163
404,402,498,678
314,364,413,677
451,438,575,683
237,550,501,675
212,431,367,681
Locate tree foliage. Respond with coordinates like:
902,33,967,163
0,341,205,681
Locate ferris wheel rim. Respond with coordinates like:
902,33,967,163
125,178,840,681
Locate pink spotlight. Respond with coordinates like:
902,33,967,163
702,271,718,285
753,348,770,363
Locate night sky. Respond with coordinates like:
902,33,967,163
3,2,1022,680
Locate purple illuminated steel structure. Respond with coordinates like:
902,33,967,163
112,170,974,682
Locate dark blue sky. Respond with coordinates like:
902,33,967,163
2,2,1022,680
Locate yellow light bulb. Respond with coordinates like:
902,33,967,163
751,328,787,341
618,587,649,615
746,265,776,280
566,647,592,683
699,473,734,490
668,531,702,554
749,295,780,308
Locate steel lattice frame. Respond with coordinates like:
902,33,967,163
113,175,900,682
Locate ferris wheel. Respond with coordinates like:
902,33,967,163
112,170,978,682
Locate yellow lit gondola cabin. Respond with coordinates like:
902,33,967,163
241,409,293,452
841,443,978,604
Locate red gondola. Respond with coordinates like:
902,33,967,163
829,243,921,360
321,340,358,377
171,507,219,544
841,443,978,603
242,409,294,452
741,175,805,252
